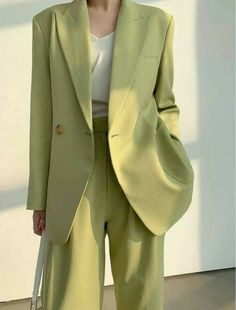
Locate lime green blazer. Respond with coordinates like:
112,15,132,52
26,0,194,244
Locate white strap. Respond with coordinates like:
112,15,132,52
30,230,46,310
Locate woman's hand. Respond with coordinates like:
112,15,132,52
33,210,46,236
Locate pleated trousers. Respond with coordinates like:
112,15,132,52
40,115,165,310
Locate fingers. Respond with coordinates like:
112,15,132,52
33,225,44,236
39,216,46,231
33,210,46,236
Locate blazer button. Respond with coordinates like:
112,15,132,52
55,124,64,134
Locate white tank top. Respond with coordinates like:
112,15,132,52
90,31,116,118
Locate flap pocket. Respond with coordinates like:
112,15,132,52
143,55,159,59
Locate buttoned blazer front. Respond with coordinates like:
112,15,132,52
26,0,194,245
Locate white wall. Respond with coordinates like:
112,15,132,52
0,0,234,302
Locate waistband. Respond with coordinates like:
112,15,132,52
92,116,108,133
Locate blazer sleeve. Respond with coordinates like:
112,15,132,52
153,15,181,140
26,16,52,211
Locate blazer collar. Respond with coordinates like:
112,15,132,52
55,0,151,132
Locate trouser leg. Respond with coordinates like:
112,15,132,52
105,134,166,310
40,120,109,310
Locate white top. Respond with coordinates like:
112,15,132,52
90,31,115,118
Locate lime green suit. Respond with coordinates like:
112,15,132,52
26,1,194,307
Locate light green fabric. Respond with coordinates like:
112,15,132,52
26,0,194,245
40,116,165,310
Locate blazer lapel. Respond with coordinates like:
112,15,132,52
55,0,150,133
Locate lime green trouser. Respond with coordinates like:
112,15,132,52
40,116,165,310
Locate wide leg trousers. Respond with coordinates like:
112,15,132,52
40,115,165,310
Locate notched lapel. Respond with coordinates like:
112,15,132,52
54,0,151,133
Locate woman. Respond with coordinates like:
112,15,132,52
26,0,194,309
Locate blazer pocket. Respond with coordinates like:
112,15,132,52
155,119,194,184
143,55,159,58
143,55,159,64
